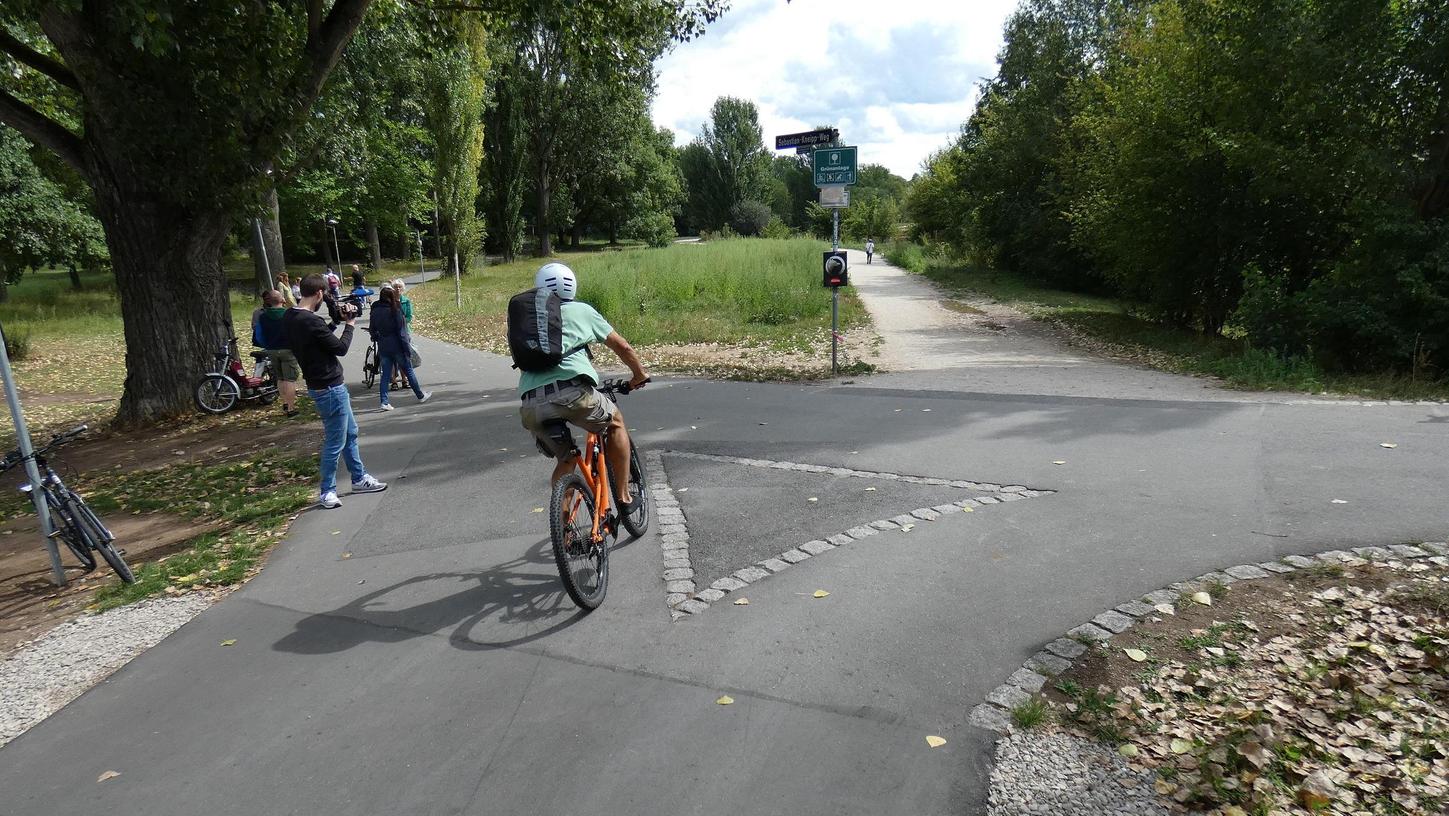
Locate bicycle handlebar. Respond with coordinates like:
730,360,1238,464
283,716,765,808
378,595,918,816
0,424,88,472
599,377,651,396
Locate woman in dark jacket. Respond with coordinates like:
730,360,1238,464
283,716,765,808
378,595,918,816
370,287,431,410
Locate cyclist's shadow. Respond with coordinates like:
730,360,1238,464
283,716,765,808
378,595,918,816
272,539,587,655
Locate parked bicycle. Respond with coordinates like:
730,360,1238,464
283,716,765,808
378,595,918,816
361,331,380,388
194,336,279,414
546,378,650,610
1,425,134,583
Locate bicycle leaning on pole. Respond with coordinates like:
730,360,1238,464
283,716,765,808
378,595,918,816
1,425,134,583
545,378,650,610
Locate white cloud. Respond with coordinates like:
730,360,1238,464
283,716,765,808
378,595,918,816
652,0,1018,177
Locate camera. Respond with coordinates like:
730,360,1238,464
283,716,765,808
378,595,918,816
323,294,360,323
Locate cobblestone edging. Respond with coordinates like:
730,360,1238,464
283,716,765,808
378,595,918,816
967,541,1449,734
644,450,1056,621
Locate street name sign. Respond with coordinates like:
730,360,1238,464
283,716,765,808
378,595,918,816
775,128,838,151
813,146,858,186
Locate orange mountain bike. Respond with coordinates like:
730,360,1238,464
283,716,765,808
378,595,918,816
548,379,650,610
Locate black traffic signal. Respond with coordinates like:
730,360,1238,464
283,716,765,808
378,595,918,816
823,250,848,287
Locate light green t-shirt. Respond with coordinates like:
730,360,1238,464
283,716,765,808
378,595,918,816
517,300,614,395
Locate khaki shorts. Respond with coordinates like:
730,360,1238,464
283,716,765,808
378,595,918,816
520,383,617,459
264,349,301,383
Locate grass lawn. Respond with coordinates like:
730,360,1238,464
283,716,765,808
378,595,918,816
921,261,1449,400
408,238,875,378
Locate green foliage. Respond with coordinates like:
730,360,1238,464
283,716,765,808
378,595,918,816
729,199,773,237
2,325,31,360
908,0,1449,378
761,219,794,240
843,193,899,242
1012,698,1051,729
884,241,927,274
627,211,677,248
0,129,106,288
679,97,771,232
422,18,488,273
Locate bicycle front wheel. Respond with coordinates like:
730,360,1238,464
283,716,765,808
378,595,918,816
612,442,650,538
44,491,95,571
549,473,609,610
63,491,132,583
194,374,239,414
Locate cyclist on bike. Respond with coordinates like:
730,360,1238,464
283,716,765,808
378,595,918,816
519,262,649,510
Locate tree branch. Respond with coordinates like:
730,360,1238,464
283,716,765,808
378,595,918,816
307,0,324,38
0,30,78,90
0,87,83,171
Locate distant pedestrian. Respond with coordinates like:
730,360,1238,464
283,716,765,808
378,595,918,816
370,286,431,411
276,272,297,306
350,268,375,305
251,290,300,416
284,273,387,508
865,237,876,265
324,266,341,300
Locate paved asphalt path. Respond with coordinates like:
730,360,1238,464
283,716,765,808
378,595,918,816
2,256,1446,815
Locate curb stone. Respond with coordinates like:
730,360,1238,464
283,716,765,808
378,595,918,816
965,543,1444,736
650,449,1056,619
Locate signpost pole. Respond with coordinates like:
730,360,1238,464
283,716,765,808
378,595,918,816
0,324,65,587
453,250,462,308
831,209,840,375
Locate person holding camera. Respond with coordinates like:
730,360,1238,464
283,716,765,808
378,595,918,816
284,273,387,509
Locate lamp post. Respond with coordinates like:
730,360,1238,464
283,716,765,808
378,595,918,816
325,217,342,269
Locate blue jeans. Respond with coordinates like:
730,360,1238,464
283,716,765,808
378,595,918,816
380,353,424,405
310,383,365,495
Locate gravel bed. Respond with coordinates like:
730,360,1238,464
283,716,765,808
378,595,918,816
987,729,1170,816
0,594,214,747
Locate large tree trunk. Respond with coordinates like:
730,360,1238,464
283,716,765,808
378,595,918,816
320,220,336,268
569,221,581,248
365,218,383,271
536,157,552,257
67,264,82,290
261,186,287,279
90,175,232,425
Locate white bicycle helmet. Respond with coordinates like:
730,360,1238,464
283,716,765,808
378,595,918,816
535,262,577,301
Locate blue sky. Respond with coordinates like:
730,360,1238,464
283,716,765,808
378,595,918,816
651,0,1020,178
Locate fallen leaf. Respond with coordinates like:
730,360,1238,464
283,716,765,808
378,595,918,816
733,598,749,606
1330,498,1348,504
1170,738,1192,754
531,508,544,513
1052,460,1066,465
1379,442,1397,449
677,488,688,493
813,590,830,598
925,735,947,748
1118,744,1139,758
341,553,351,559
864,487,877,492
97,770,120,783
1154,604,1175,615
330,530,341,535
900,523,915,532
1236,740,1269,768
716,695,734,705
1125,648,1148,662
1191,591,1212,606
922,408,932,412
220,639,236,646
807,497,818,503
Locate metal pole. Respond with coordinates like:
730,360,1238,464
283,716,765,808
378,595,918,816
330,226,342,270
416,233,425,282
0,324,64,586
831,208,840,374
453,250,462,308
252,218,274,292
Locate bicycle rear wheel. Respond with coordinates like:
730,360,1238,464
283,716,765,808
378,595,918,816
194,374,239,414
612,442,650,538
549,473,609,610
65,493,133,583
362,345,378,388
44,490,95,571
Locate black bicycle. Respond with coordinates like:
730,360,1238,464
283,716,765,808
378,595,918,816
1,425,134,583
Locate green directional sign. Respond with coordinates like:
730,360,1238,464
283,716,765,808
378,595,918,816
812,146,857,186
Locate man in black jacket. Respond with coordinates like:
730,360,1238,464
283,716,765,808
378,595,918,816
284,274,387,509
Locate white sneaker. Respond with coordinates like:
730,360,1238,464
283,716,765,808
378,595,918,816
319,491,342,509
352,474,388,494
379,403,395,411
419,391,433,404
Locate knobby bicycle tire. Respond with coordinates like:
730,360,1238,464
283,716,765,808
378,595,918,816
44,489,95,571
612,443,650,538
62,489,133,583
549,472,608,610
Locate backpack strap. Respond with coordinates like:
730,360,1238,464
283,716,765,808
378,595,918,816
510,343,589,371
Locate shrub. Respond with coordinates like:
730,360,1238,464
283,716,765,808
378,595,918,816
627,212,677,249
729,200,773,237
885,240,927,273
762,218,794,240
2,326,31,361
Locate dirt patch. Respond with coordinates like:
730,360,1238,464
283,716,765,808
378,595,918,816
1045,558,1448,815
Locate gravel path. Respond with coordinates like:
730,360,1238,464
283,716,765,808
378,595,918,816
987,730,1171,816
0,594,214,748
